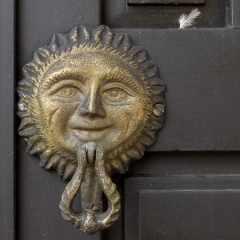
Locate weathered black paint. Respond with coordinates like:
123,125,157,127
125,175,240,240
116,28,240,151
0,0,239,239
123,152,240,239
230,0,240,28
103,0,228,28
128,0,205,5
0,0,15,240
17,0,102,239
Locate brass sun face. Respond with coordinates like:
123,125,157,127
17,25,165,234
40,51,149,158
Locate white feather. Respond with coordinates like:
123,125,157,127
179,8,201,29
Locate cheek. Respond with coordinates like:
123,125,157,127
41,99,78,132
107,103,145,137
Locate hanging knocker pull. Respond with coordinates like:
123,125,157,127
60,145,120,234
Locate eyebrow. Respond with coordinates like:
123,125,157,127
47,79,83,93
42,69,86,90
101,70,143,93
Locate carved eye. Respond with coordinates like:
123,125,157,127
48,80,83,102
52,86,82,101
55,87,78,96
103,88,129,102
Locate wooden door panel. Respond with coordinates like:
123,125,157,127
124,152,240,239
103,0,228,28
125,175,240,240
17,0,101,69
119,28,240,151
17,143,100,240
16,0,102,239
1,0,240,239
0,0,15,239
139,189,240,240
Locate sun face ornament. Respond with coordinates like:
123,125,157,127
17,25,165,234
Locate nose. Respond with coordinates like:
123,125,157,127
77,89,106,118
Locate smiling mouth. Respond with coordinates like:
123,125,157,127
71,126,111,141
72,125,111,131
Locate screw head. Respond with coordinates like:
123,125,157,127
153,104,164,117
18,102,28,112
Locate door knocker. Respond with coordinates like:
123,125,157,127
17,25,165,234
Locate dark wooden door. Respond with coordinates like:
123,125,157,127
1,0,240,239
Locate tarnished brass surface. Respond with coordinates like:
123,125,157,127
17,25,165,234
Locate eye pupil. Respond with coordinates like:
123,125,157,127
58,87,75,96
53,86,81,100
65,88,73,95
110,90,119,97
103,88,129,102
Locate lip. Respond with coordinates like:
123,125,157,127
72,125,111,131
70,125,111,142
69,119,112,130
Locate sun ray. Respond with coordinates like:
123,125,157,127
17,25,165,181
